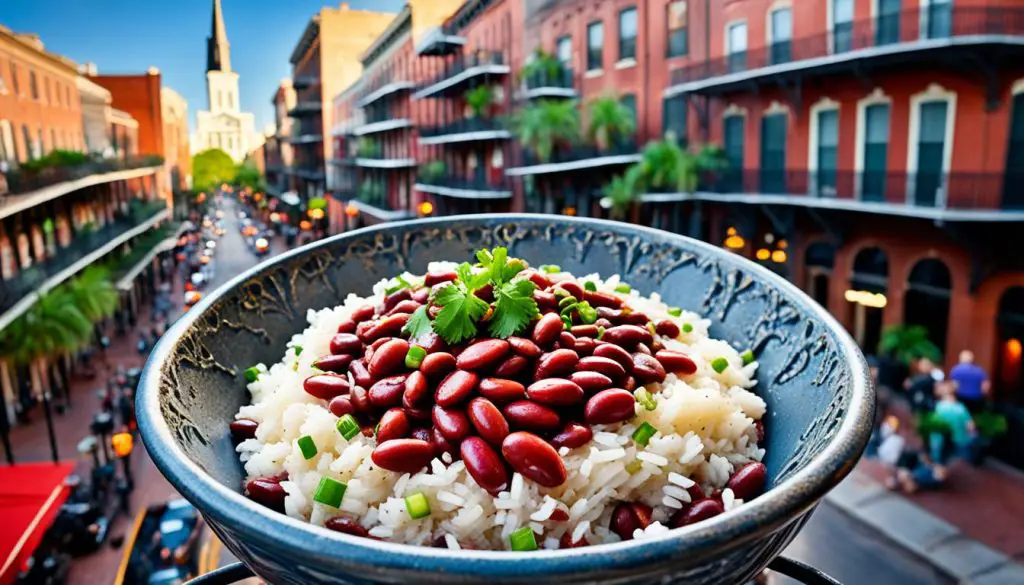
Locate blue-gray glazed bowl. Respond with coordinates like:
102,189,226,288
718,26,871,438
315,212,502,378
138,214,873,585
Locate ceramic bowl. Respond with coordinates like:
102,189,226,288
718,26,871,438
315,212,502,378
138,214,873,585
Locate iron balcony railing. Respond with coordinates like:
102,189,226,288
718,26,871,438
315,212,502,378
292,75,319,89
287,101,323,117
416,173,510,194
417,50,507,94
2,155,164,198
517,141,640,168
0,200,168,314
419,117,507,138
524,67,574,91
669,5,1024,86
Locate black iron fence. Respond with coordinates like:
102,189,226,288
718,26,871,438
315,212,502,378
287,101,323,117
416,173,510,194
518,141,639,168
3,156,164,198
419,117,507,138
524,67,574,91
417,50,506,94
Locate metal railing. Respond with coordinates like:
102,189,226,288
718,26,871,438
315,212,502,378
416,173,510,193
0,200,168,314
292,75,319,89
417,50,507,93
669,5,1024,86
287,101,323,117
517,140,639,168
524,67,574,91
419,117,506,138
3,156,164,197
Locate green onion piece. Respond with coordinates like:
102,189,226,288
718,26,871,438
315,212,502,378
636,389,657,411
313,477,347,508
741,349,755,366
405,346,427,368
244,366,261,383
294,345,303,356
667,307,683,317
298,435,317,460
561,316,573,330
583,281,597,292
625,460,643,474
596,326,605,340
711,357,729,374
614,283,631,293
509,526,538,551
682,323,694,333
540,264,561,274
577,303,597,324
476,249,493,265
558,296,577,310
336,414,361,441
405,492,431,519
646,322,657,336
632,422,657,447
552,287,571,298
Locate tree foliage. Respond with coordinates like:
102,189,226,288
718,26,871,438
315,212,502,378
878,324,942,365
586,96,635,150
234,162,264,192
191,148,236,193
509,100,581,162
464,85,496,119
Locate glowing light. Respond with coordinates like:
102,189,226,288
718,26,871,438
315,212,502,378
844,289,888,308
254,193,263,202
269,212,282,223
255,237,269,252
771,250,787,263
299,220,313,231
563,206,577,216
345,203,359,218
308,207,326,220
755,248,771,261
724,235,745,250
726,226,737,236
764,233,775,244
778,239,789,250
199,255,211,265
1007,338,1022,360
111,432,134,458
418,201,434,216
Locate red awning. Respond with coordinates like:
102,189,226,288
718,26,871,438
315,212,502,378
0,462,75,585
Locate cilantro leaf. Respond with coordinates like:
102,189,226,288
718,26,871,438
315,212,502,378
402,305,433,340
489,279,539,338
434,284,490,344
384,274,420,295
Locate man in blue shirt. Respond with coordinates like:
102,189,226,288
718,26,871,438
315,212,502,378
948,350,990,413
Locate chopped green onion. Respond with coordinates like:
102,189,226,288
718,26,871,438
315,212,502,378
682,323,694,333
614,283,631,293
625,460,643,474
336,414,360,441
711,357,729,374
646,322,657,336
561,315,573,330
294,345,304,356
667,307,683,317
540,264,561,274
596,326,605,340
405,346,427,368
476,249,494,265
741,349,755,366
298,435,318,460
509,526,538,551
244,366,261,383
636,389,657,411
632,422,658,447
552,287,571,298
577,303,597,324
405,492,431,519
558,296,577,310
313,477,347,508
583,281,597,292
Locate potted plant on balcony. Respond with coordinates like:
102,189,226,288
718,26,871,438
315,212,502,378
600,165,644,221
521,50,564,88
586,96,635,152
417,161,446,185
509,99,581,163
465,85,496,120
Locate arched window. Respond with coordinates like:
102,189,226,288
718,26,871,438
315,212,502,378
905,258,952,355
848,246,889,354
805,242,835,308
997,287,1024,407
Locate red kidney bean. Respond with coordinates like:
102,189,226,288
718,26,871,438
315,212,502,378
526,378,585,406
425,270,458,286
325,515,373,538
456,339,510,372
349,384,371,412
404,406,431,421
553,281,584,300
387,300,422,316
655,350,698,376
610,503,653,540
574,337,597,356
349,359,373,389
402,371,429,409
533,349,579,380
596,307,622,322
336,319,357,334
631,353,667,385
559,533,589,549
364,337,390,361
532,313,564,348
328,396,355,417
364,314,410,342
602,325,653,349
501,432,567,487
578,356,627,379
420,352,456,379
655,319,681,338
432,427,457,455
571,325,600,337
417,332,447,354
412,288,430,304
460,437,510,494
755,420,765,445
621,312,650,326
330,333,363,355
351,305,376,323
314,354,355,373
534,290,557,312
583,290,623,308
494,355,529,378
304,374,351,400
368,375,407,408
474,283,495,302
435,370,479,407
383,288,412,312
432,405,471,442
246,478,286,511
727,462,767,501
410,427,432,443
523,270,552,290
584,389,637,425
550,422,593,449
592,344,633,371
634,343,652,356
569,371,613,393
478,377,527,403
229,419,258,441
651,340,665,352
467,397,510,445
376,408,411,443
594,317,613,329
371,438,435,473
550,508,569,522
555,331,576,350
508,337,542,359
670,499,725,528
428,305,442,319
368,338,409,379
356,320,376,340
622,376,638,392
503,401,561,431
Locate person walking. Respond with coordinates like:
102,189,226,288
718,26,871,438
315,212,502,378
949,350,990,414
905,357,937,413
930,380,977,464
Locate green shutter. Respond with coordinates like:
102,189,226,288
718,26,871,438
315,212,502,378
663,96,687,146
760,113,787,193
863,104,890,202
1004,94,1024,209
816,110,839,197
876,0,901,45
915,101,947,207
723,116,744,192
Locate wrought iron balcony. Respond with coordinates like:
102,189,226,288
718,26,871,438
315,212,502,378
522,67,576,99
415,173,511,199
415,26,466,57
356,79,415,109
292,75,319,89
288,134,324,145
287,101,323,117
418,118,510,145
413,50,510,100
506,142,641,176
2,155,164,198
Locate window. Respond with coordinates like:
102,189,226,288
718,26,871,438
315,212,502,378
723,115,745,191
618,8,638,62
662,95,687,145
876,0,901,45
815,109,839,196
833,0,854,53
10,62,19,97
35,127,43,158
556,36,572,65
914,100,949,206
760,112,787,193
0,121,14,165
727,22,748,72
769,8,793,64
44,77,50,105
65,86,71,108
21,125,31,161
667,1,688,58
228,92,234,109
51,128,57,150
621,94,638,129
29,70,39,100
862,103,891,201
587,21,604,72
926,0,953,39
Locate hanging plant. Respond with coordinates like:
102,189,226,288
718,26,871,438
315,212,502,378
508,99,581,162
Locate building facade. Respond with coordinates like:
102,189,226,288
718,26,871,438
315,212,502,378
161,87,191,194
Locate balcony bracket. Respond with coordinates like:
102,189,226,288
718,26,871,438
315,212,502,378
850,61,876,92
772,76,803,117
953,50,1003,113
760,205,795,238
686,94,711,138
805,208,845,247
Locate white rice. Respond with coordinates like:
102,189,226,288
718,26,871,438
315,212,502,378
234,268,766,550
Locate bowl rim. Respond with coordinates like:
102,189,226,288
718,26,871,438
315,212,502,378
138,213,873,575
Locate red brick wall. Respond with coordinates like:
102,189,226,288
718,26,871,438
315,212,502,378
89,73,165,157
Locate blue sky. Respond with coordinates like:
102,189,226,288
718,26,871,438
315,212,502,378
3,0,404,133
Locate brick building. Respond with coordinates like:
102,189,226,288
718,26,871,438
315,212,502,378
266,80,296,197
161,87,191,194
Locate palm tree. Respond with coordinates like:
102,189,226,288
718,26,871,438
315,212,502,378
509,100,581,163
586,96,635,150
601,166,643,221
521,50,564,85
878,324,942,365
66,266,119,324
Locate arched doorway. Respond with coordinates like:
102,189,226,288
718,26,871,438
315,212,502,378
996,287,1024,404
849,247,888,355
904,258,951,358
805,242,835,308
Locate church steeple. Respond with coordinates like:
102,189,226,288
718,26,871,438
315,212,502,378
207,0,231,72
